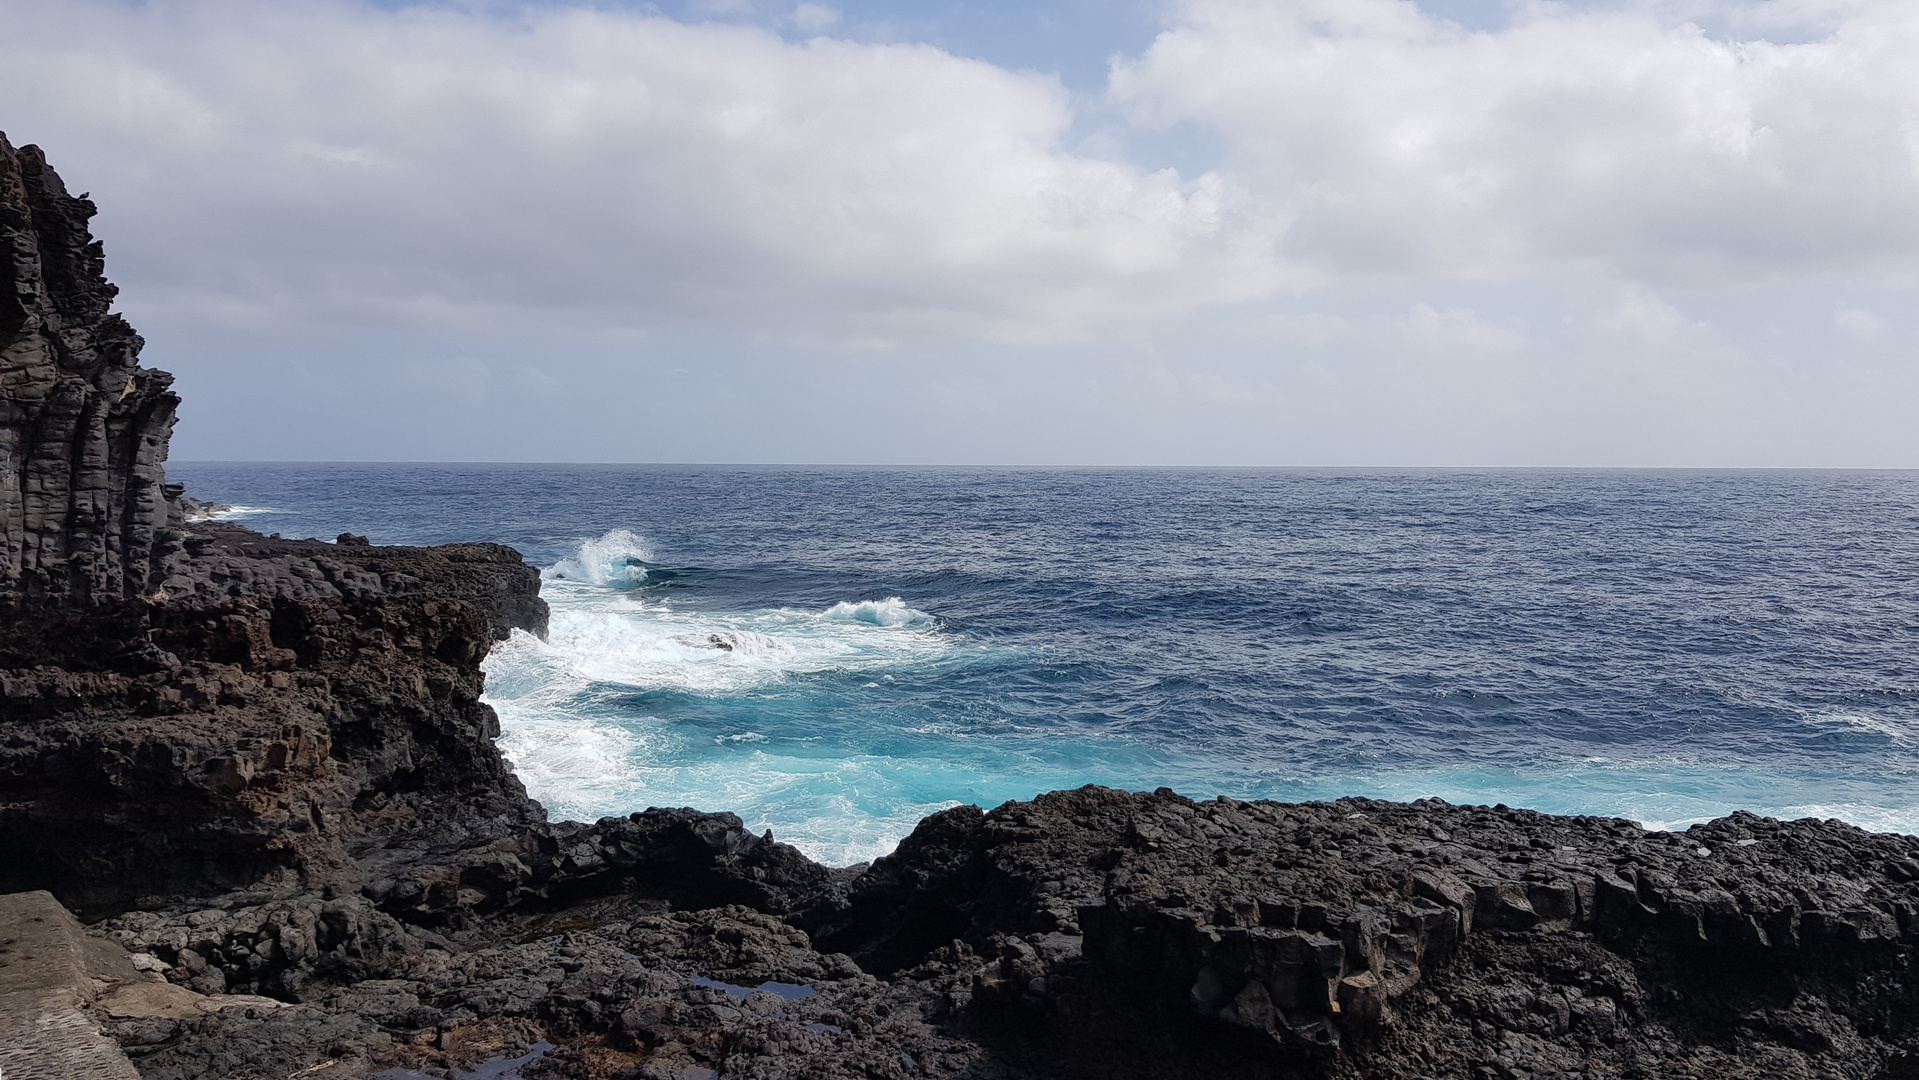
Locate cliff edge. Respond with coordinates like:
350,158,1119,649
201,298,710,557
0,131,558,911
1,132,183,606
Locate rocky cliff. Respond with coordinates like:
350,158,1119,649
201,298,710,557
1,132,184,607
6,134,1919,1080
0,130,561,911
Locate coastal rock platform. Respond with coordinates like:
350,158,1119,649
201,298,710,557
14,790,1919,1079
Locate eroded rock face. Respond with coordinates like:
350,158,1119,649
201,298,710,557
0,561,545,911
0,133,553,913
1,132,184,606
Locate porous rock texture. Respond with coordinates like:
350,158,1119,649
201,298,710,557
7,135,1919,1079
74,790,1919,1080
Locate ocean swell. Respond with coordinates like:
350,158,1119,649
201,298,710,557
447,467,1919,865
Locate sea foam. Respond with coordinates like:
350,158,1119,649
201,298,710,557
483,531,959,862
544,528,653,588
500,593,944,697
821,597,934,628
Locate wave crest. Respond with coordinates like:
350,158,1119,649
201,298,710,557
203,505,275,520
822,597,933,628
546,529,653,588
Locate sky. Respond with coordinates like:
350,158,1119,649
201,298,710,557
3,0,1918,465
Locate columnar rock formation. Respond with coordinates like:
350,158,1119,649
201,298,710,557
1,132,185,606
0,130,562,910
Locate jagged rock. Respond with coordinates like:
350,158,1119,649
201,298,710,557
813,787,1919,1077
176,497,231,522
0,570,548,911
0,133,550,911
1,132,185,607
64,790,1919,1080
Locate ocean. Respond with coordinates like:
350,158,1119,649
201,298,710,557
166,464,1919,865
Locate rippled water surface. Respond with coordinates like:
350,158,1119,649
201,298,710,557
168,465,1919,863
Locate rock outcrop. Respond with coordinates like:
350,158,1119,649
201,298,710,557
2,132,184,607
817,786,1919,1078
0,531,551,911
59,788,1919,1080
0,132,572,914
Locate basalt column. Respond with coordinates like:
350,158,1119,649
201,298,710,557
1,132,184,606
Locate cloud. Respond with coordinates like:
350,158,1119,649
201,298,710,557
0,0,1258,345
1834,306,1890,344
791,4,841,34
7,0,1918,344
1113,0,1919,285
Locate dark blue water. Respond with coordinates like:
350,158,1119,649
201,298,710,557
167,464,1919,862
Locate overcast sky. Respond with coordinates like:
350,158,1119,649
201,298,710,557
4,0,1917,465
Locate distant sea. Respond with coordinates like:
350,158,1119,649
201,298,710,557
167,464,1919,865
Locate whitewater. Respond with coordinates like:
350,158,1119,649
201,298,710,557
168,465,1919,865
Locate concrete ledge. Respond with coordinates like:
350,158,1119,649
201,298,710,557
0,890,141,1080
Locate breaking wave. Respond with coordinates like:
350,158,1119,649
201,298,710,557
821,597,933,628
544,528,652,588
172,467,1919,859
484,531,965,862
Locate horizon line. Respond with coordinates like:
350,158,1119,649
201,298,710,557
167,460,1919,473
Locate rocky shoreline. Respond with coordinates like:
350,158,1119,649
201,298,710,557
7,132,1919,1079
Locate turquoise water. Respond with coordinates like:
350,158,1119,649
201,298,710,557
169,465,1919,863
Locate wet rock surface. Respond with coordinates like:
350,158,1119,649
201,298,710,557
8,135,1919,1078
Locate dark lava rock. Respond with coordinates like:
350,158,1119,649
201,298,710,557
816,786,1919,1078
1,131,183,608
81,789,1919,1080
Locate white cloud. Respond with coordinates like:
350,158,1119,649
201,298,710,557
9,0,1919,343
2,0,1917,464
0,0,1259,344
1399,303,1527,356
792,3,841,34
1834,306,1890,343
1112,0,1919,284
